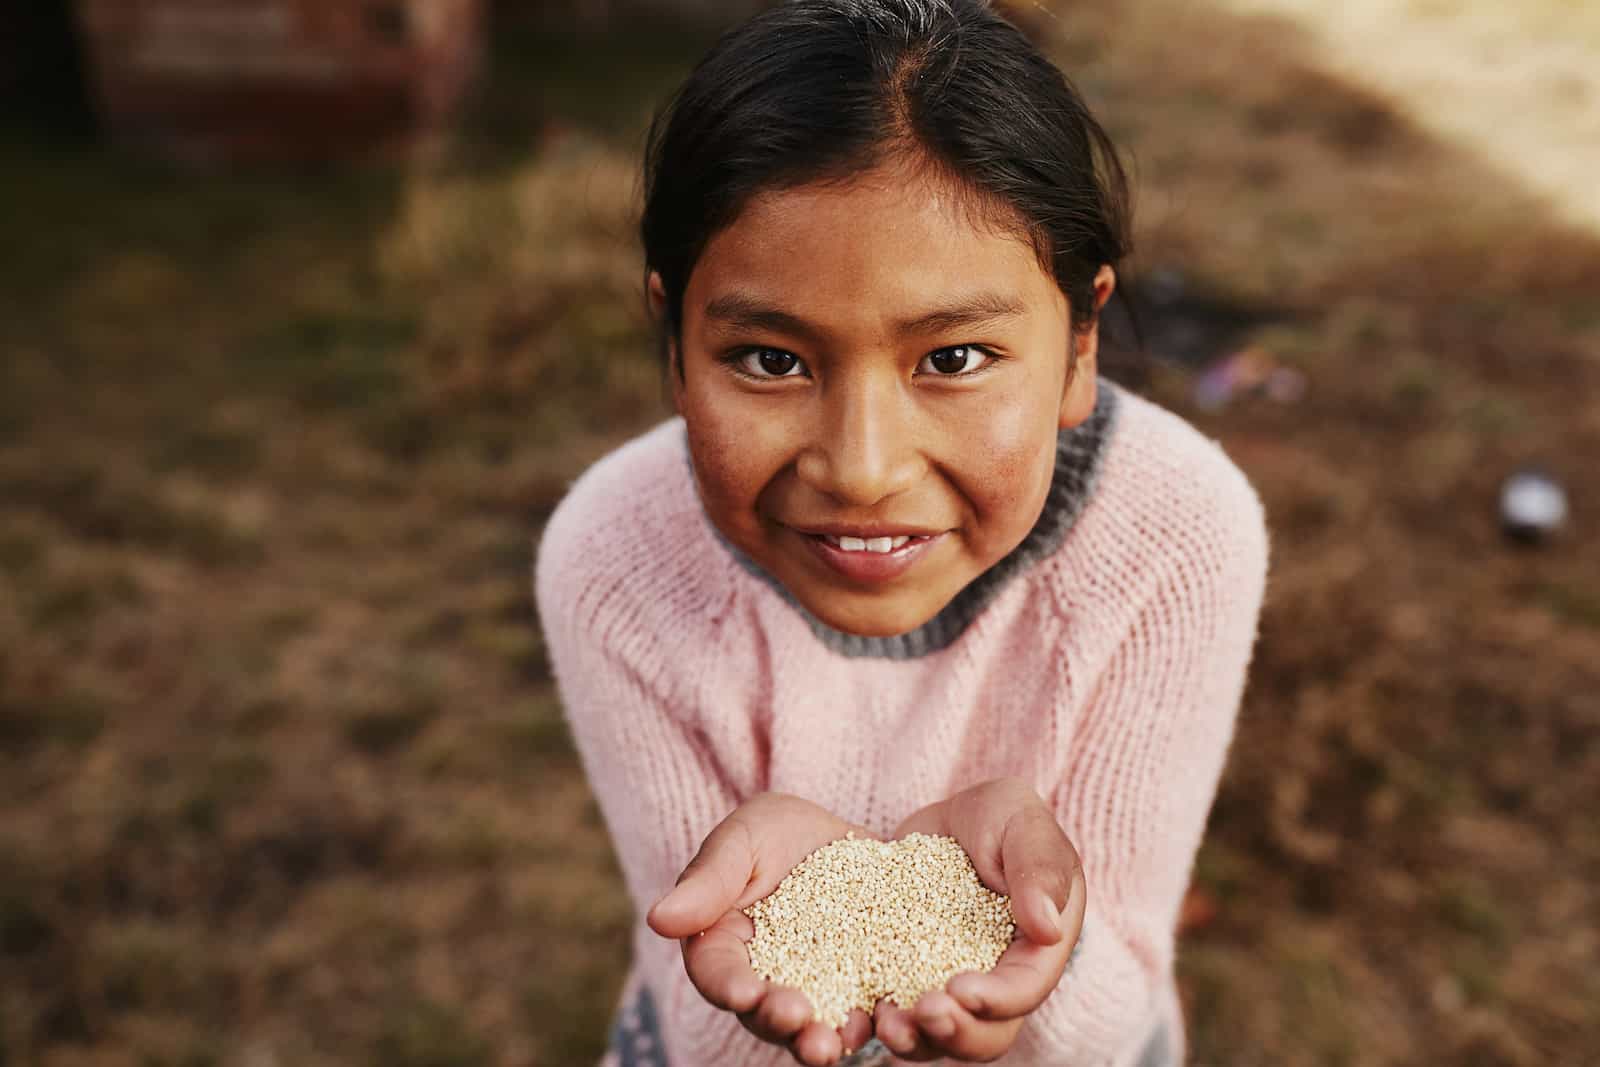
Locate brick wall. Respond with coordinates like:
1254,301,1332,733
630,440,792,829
74,0,483,164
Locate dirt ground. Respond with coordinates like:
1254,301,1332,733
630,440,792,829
1,2,1598,1066
1210,0,1600,234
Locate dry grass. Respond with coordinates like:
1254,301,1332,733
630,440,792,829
2,4,1598,1066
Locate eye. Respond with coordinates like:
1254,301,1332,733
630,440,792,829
917,345,994,376
731,347,808,379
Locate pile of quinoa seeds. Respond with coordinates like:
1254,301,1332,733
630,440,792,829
742,833,1015,1028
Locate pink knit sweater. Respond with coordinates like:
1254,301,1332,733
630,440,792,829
535,382,1269,1066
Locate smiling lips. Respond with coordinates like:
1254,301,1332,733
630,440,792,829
793,525,947,584
820,533,912,553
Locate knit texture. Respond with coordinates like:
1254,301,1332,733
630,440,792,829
535,380,1270,1067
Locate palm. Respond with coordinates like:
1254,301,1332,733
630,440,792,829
875,778,1086,1062
648,793,875,1065
737,794,863,904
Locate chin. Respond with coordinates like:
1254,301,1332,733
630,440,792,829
804,596,939,638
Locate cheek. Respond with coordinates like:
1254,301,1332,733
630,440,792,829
948,388,1060,530
681,392,785,524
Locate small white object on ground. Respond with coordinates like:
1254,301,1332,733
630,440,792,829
1500,468,1568,542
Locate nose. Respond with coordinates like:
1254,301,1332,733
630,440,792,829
795,371,922,506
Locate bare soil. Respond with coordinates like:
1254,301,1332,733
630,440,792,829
1,3,1597,1066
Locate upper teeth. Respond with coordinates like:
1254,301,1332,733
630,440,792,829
831,535,910,553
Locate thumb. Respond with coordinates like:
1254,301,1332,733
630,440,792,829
999,807,1081,946
647,814,755,939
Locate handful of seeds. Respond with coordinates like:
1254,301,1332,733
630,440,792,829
742,832,1015,1028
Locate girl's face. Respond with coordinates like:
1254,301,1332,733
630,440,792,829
664,164,1110,637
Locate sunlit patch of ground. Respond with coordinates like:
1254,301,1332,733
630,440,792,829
1207,0,1600,234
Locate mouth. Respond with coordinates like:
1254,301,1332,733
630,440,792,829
811,532,925,554
789,526,947,585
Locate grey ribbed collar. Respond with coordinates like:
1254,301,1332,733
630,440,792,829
701,379,1122,659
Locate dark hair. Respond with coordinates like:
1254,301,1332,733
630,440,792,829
641,0,1132,367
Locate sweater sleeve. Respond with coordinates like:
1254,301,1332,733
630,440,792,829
534,457,792,1067
1014,462,1270,1065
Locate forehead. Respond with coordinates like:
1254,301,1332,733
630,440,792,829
687,166,1063,321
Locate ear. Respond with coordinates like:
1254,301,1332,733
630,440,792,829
649,271,687,412
1059,265,1116,429
647,270,668,323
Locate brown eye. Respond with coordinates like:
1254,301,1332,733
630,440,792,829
731,347,807,378
919,345,992,376
758,349,800,376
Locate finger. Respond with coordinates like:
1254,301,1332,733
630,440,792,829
890,803,948,841
839,1009,872,1057
648,814,758,938
742,986,814,1045
872,999,943,1061
680,910,765,1012
936,778,1035,893
913,989,1023,1061
945,936,1069,1020
791,1020,842,1066
999,806,1082,945
742,795,876,890
948,874,1084,1020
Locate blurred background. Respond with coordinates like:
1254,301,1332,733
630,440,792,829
1,1,1597,1065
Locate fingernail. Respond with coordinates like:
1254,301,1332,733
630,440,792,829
925,1014,955,1039
1041,893,1061,928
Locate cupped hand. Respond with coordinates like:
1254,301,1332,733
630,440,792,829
874,777,1086,1062
646,792,875,1066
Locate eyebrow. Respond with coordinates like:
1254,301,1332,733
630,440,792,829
701,291,1027,340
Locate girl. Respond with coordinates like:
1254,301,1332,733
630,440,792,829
536,1,1269,1064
